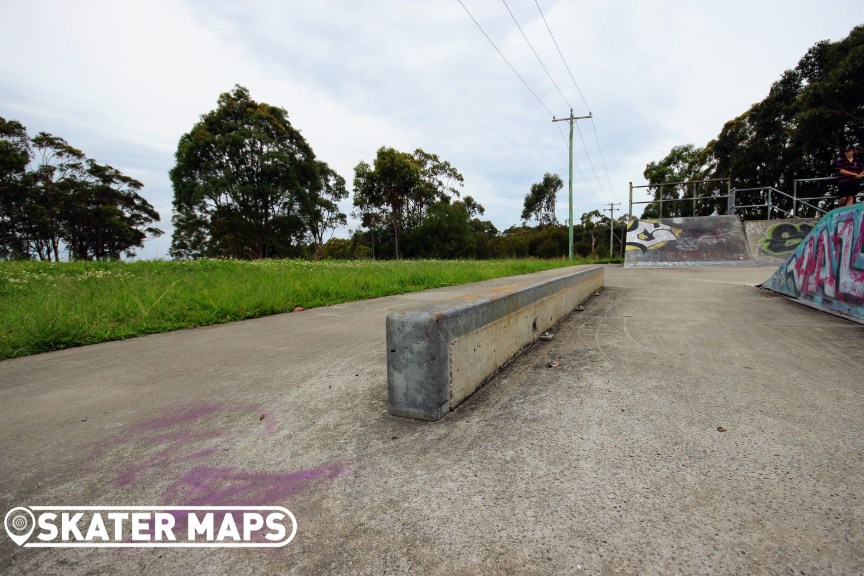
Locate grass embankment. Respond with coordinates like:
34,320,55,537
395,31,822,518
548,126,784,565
0,258,620,360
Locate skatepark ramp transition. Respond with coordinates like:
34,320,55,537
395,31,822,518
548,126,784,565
625,214,822,268
624,215,754,267
743,218,819,266
761,204,864,324
623,208,864,323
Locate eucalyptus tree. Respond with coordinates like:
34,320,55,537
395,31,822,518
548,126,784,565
0,117,32,259
303,162,347,260
352,148,418,260
641,144,714,218
352,146,464,259
0,118,160,261
521,172,562,228
170,85,341,259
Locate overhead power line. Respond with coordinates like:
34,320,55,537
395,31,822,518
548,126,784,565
535,0,619,202
574,121,613,204
555,122,603,204
457,0,607,211
534,0,590,113
457,0,555,117
591,119,617,201
501,0,572,111
496,0,607,204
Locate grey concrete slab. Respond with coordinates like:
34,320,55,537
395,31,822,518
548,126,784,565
1,265,863,575
625,215,754,268
388,266,602,420
743,218,817,265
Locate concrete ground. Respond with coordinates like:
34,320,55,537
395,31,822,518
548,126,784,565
1,265,862,575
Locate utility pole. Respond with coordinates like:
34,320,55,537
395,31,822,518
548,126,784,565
604,202,621,257
553,109,592,261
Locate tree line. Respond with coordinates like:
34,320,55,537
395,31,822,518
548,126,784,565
2,84,620,262
640,25,863,219
170,85,617,261
0,118,162,260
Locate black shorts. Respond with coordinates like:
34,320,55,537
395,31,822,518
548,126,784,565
838,181,859,198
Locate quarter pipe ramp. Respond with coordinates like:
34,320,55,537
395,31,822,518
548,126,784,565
761,204,864,324
624,215,753,268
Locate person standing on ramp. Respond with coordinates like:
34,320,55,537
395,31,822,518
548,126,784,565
835,144,863,207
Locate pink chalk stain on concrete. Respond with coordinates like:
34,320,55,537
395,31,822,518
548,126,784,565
163,464,347,507
102,403,231,488
131,402,224,432
90,402,225,461
255,407,279,435
113,437,223,488
99,401,346,508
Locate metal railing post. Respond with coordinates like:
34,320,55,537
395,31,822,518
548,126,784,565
792,180,798,218
628,182,633,221
727,180,733,215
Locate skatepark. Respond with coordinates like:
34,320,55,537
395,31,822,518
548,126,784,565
1,207,863,574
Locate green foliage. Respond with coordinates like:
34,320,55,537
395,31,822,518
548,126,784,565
490,229,530,258
0,117,161,261
641,144,720,218
0,118,32,259
522,172,562,227
354,244,373,259
460,195,485,218
352,147,464,259
352,148,420,259
170,85,345,259
643,26,864,219
304,162,348,259
322,238,353,259
406,201,475,259
0,258,583,359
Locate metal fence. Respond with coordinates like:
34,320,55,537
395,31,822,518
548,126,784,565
628,176,859,220
628,178,732,219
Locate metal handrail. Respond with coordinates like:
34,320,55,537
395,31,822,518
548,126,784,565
628,178,731,219
630,177,731,190
629,176,859,221
731,186,830,218
792,176,840,217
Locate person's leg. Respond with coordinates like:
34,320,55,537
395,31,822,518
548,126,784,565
838,185,845,207
838,183,855,207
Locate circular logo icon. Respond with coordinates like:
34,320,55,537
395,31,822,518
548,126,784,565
4,507,35,546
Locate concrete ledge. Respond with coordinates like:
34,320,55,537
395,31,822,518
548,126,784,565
386,265,604,421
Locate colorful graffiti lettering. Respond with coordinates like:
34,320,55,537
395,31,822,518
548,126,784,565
625,218,679,252
763,205,864,321
758,222,814,255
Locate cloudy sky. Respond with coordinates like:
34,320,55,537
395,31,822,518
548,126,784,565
1,0,858,259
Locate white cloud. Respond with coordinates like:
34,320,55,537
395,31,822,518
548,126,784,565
0,0,858,258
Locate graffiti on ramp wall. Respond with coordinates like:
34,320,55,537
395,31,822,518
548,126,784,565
625,218,679,252
624,215,753,267
758,221,815,256
762,205,864,322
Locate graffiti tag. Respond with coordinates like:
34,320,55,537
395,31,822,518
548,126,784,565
674,234,730,251
758,222,814,255
626,219,679,252
764,207,864,320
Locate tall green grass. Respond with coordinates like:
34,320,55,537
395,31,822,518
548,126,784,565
0,258,618,360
